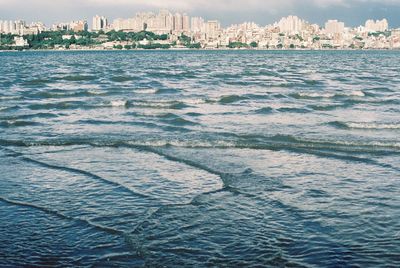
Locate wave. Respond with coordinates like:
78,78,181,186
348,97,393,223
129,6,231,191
109,76,134,82
28,101,89,110
155,88,181,94
0,105,20,112
276,107,311,113
134,88,158,94
61,75,98,82
0,196,123,236
218,95,249,104
120,100,190,110
109,100,129,108
1,132,399,156
255,107,274,114
185,112,203,117
0,120,42,128
160,114,198,126
25,99,191,110
1,113,59,121
291,90,365,100
5,148,156,200
329,121,400,130
308,104,351,111
1,135,399,175
26,89,111,99
0,95,20,100
21,79,51,87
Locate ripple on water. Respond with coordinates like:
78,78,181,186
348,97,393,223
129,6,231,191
0,50,399,267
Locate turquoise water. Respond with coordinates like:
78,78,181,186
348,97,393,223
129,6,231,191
0,50,399,267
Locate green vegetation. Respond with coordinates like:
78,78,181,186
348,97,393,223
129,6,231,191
322,44,333,49
368,31,391,38
228,42,248,48
178,34,191,46
186,43,201,49
137,43,171,49
0,34,17,50
295,34,304,41
250,41,258,48
106,30,168,42
1,30,172,50
313,36,321,42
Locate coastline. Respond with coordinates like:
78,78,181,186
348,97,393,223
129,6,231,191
1,47,399,52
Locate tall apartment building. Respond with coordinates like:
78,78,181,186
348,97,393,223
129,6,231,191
325,20,345,35
191,17,205,32
278,16,305,34
365,19,388,32
205,20,221,41
71,20,88,32
0,20,25,34
92,15,108,31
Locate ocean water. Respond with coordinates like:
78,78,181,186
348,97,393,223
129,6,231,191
0,50,399,267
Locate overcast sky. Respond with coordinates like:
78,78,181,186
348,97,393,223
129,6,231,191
1,0,400,27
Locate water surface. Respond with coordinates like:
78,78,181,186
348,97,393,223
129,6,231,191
0,50,399,267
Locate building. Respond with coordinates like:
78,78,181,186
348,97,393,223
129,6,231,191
92,15,108,31
71,20,88,32
205,20,221,41
173,13,183,32
191,17,205,32
13,36,28,47
365,19,388,32
325,20,345,35
277,16,305,34
0,20,25,34
182,14,190,33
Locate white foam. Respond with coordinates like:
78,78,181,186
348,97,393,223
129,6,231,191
349,90,365,97
110,100,128,107
88,90,107,95
298,92,335,98
347,122,400,129
136,88,157,94
183,99,206,105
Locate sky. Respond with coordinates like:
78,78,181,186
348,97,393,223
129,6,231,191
0,0,400,28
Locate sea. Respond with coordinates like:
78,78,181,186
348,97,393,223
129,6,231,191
0,50,399,267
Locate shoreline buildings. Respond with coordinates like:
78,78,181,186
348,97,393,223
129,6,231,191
1,11,400,49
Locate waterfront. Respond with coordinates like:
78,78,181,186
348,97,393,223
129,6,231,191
0,50,399,267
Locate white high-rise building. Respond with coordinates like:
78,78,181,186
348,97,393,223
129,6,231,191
92,15,108,31
182,14,190,32
365,19,388,32
278,16,304,34
325,20,345,35
206,20,221,41
173,13,183,32
0,20,26,34
191,17,205,32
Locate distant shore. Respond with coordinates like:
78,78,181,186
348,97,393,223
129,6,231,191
1,47,399,52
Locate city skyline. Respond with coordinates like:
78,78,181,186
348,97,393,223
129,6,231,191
1,0,400,28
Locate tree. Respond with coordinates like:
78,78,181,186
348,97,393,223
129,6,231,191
250,41,258,48
187,43,201,49
228,42,248,48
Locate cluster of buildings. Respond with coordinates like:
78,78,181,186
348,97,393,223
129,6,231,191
0,20,46,35
51,20,88,32
1,10,400,49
